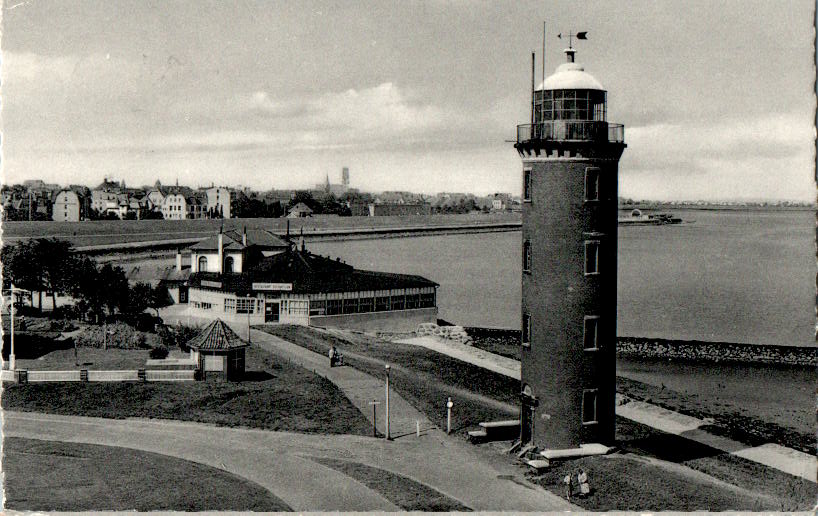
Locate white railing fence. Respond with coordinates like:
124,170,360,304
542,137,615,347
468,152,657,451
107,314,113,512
87,370,140,382
2,369,197,383
27,370,81,382
145,369,196,381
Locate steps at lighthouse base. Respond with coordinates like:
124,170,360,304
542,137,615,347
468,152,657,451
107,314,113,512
540,443,613,460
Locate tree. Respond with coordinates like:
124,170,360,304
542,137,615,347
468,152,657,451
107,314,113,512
33,239,77,312
149,285,173,316
1,241,40,293
141,210,164,220
97,263,129,316
2,238,85,314
126,282,153,315
69,255,106,322
288,191,316,211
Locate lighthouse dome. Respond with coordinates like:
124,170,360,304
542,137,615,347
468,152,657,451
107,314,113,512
539,62,604,91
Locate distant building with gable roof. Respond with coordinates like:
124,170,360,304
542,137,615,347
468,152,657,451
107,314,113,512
287,202,313,218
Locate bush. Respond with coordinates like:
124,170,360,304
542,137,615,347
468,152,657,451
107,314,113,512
158,323,200,352
75,322,149,349
149,346,169,359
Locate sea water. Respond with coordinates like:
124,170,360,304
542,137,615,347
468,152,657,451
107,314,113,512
310,209,814,347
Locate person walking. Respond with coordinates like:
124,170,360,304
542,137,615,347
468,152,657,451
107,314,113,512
563,472,573,501
577,469,590,497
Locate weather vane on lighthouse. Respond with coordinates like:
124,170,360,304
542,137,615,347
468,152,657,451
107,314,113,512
557,31,588,49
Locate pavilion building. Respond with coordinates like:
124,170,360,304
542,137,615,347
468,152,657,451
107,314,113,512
184,229,438,332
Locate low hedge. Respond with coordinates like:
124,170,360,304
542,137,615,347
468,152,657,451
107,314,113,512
75,322,149,349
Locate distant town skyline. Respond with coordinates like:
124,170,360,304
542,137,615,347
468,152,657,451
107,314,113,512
2,1,814,201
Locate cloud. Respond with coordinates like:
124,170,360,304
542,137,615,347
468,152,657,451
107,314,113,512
245,82,448,137
624,112,813,174
620,112,814,201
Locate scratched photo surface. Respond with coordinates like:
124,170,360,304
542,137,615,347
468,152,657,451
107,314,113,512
1,1,815,512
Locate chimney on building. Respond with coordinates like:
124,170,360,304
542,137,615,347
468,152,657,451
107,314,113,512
176,250,183,272
242,226,247,246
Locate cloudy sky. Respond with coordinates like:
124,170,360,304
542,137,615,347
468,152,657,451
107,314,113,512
2,0,814,200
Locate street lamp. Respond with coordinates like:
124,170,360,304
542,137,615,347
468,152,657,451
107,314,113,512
384,364,391,440
447,397,454,434
7,284,17,370
246,293,252,344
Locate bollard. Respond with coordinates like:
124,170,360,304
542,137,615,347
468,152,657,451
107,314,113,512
446,397,453,434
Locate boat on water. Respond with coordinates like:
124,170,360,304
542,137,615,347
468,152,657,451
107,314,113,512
618,209,683,226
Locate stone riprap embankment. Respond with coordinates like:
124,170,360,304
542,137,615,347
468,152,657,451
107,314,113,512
416,323,472,345
462,327,816,368
616,337,816,367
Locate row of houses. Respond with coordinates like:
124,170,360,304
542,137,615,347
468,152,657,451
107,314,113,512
3,176,523,222
2,179,240,222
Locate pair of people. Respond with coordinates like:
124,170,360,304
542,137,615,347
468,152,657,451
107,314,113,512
328,345,343,367
563,469,590,500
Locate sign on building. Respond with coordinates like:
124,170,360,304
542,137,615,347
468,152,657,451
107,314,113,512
252,282,293,291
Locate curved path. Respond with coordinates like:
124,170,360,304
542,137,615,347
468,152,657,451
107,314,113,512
3,325,573,511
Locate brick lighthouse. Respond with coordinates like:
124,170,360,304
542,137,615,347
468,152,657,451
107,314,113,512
515,36,625,451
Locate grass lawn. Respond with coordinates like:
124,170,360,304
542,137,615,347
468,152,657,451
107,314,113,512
12,347,171,371
3,345,372,436
467,329,521,360
526,416,814,511
312,457,472,512
262,325,815,511
3,437,289,511
258,325,519,435
468,332,814,455
3,213,519,247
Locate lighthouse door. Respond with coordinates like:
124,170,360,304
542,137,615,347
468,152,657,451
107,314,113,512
520,385,538,445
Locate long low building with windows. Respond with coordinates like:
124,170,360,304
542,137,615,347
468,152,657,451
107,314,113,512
185,232,438,332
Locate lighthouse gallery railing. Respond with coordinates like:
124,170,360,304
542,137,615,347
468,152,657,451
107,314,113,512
517,121,624,144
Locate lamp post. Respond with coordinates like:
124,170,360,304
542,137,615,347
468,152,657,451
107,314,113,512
384,364,391,440
246,293,252,344
8,284,16,371
447,397,453,434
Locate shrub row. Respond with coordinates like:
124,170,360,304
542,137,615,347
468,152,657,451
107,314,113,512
75,322,148,349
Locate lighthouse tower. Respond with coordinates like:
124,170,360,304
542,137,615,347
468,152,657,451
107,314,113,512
515,40,625,450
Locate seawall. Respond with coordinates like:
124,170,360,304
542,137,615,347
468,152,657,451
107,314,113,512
77,220,521,256
464,327,816,368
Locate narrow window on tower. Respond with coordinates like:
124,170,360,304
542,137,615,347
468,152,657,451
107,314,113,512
522,312,531,347
522,240,532,273
584,240,600,275
523,169,532,201
584,167,600,201
582,389,598,425
583,316,600,351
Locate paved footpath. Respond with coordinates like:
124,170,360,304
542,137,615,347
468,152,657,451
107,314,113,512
4,320,574,512
398,335,817,483
254,330,433,439
249,328,575,511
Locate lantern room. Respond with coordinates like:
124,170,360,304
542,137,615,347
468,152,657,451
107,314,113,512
534,48,606,124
